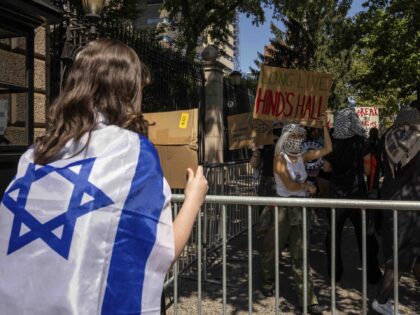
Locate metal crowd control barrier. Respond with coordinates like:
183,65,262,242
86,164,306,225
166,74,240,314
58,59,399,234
202,162,259,284
166,194,419,315
165,162,260,291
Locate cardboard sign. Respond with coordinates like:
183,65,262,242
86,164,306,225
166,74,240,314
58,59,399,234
253,65,332,127
355,107,379,132
0,100,8,136
154,145,198,189
144,109,198,189
144,109,198,145
227,113,273,149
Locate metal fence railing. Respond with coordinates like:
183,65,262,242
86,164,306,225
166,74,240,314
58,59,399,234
165,162,259,291
49,0,205,114
223,79,255,163
205,161,258,197
165,194,419,315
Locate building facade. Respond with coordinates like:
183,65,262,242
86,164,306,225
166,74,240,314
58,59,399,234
0,0,61,196
133,0,238,72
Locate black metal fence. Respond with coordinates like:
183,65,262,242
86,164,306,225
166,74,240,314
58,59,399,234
48,1,204,114
223,79,255,162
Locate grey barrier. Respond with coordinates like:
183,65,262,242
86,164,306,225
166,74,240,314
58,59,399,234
166,194,419,315
165,162,260,292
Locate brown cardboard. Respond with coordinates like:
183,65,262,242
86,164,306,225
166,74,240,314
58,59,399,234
144,109,198,145
253,65,332,127
144,109,198,189
227,113,273,149
155,145,198,189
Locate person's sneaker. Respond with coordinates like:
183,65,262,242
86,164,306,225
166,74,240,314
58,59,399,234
307,304,328,314
371,299,400,315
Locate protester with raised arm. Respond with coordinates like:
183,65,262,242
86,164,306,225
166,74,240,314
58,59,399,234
323,107,382,285
261,115,331,314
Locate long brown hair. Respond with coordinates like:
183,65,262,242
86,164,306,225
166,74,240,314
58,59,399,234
34,39,151,165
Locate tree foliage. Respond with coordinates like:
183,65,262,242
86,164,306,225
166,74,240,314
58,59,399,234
162,0,267,61
102,0,142,23
352,0,420,113
252,0,355,109
68,0,141,23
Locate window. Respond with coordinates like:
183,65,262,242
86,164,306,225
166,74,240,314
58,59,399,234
0,29,33,148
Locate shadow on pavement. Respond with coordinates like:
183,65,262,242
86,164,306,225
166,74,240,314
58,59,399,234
166,214,419,314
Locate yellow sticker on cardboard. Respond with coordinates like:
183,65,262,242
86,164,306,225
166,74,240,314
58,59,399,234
179,113,189,129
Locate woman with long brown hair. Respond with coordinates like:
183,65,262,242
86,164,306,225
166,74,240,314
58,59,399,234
0,39,208,315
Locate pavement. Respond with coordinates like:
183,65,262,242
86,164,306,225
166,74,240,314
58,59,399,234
165,213,419,314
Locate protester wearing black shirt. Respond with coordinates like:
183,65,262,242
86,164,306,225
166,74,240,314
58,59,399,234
250,131,280,254
251,144,276,198
367,127,381,195
323,108,382,285
250,129,282,201
372,107,420,315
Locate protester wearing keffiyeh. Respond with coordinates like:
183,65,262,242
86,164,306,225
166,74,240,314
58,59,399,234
332,108,366,139
372,107,420,315
324,106,382,285
384,106,420,176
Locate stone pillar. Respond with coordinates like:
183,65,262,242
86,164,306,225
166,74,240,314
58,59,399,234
202,47,225,164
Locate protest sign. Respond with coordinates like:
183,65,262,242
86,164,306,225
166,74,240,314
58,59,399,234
144,109,198,188
355,107,379,132
227,113,273,149
253,65,332,127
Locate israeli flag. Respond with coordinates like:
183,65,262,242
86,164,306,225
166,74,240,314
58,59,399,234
0,124,174,314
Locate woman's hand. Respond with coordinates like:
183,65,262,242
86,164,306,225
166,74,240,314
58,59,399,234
173,166,208,261
184,166,208,208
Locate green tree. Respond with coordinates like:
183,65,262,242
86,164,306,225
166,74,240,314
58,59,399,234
352,0,420,113
102,0,142,23
252,0,355,109
162,0,267,61
67,0,141,23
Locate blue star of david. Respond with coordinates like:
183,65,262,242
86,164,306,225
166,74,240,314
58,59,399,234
2,158,113,259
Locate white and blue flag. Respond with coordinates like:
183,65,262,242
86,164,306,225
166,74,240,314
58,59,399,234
0,123,174,314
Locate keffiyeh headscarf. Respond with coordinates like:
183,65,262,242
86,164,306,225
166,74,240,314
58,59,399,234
385,107,420,175
275,124,306,156
332,108,366,139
